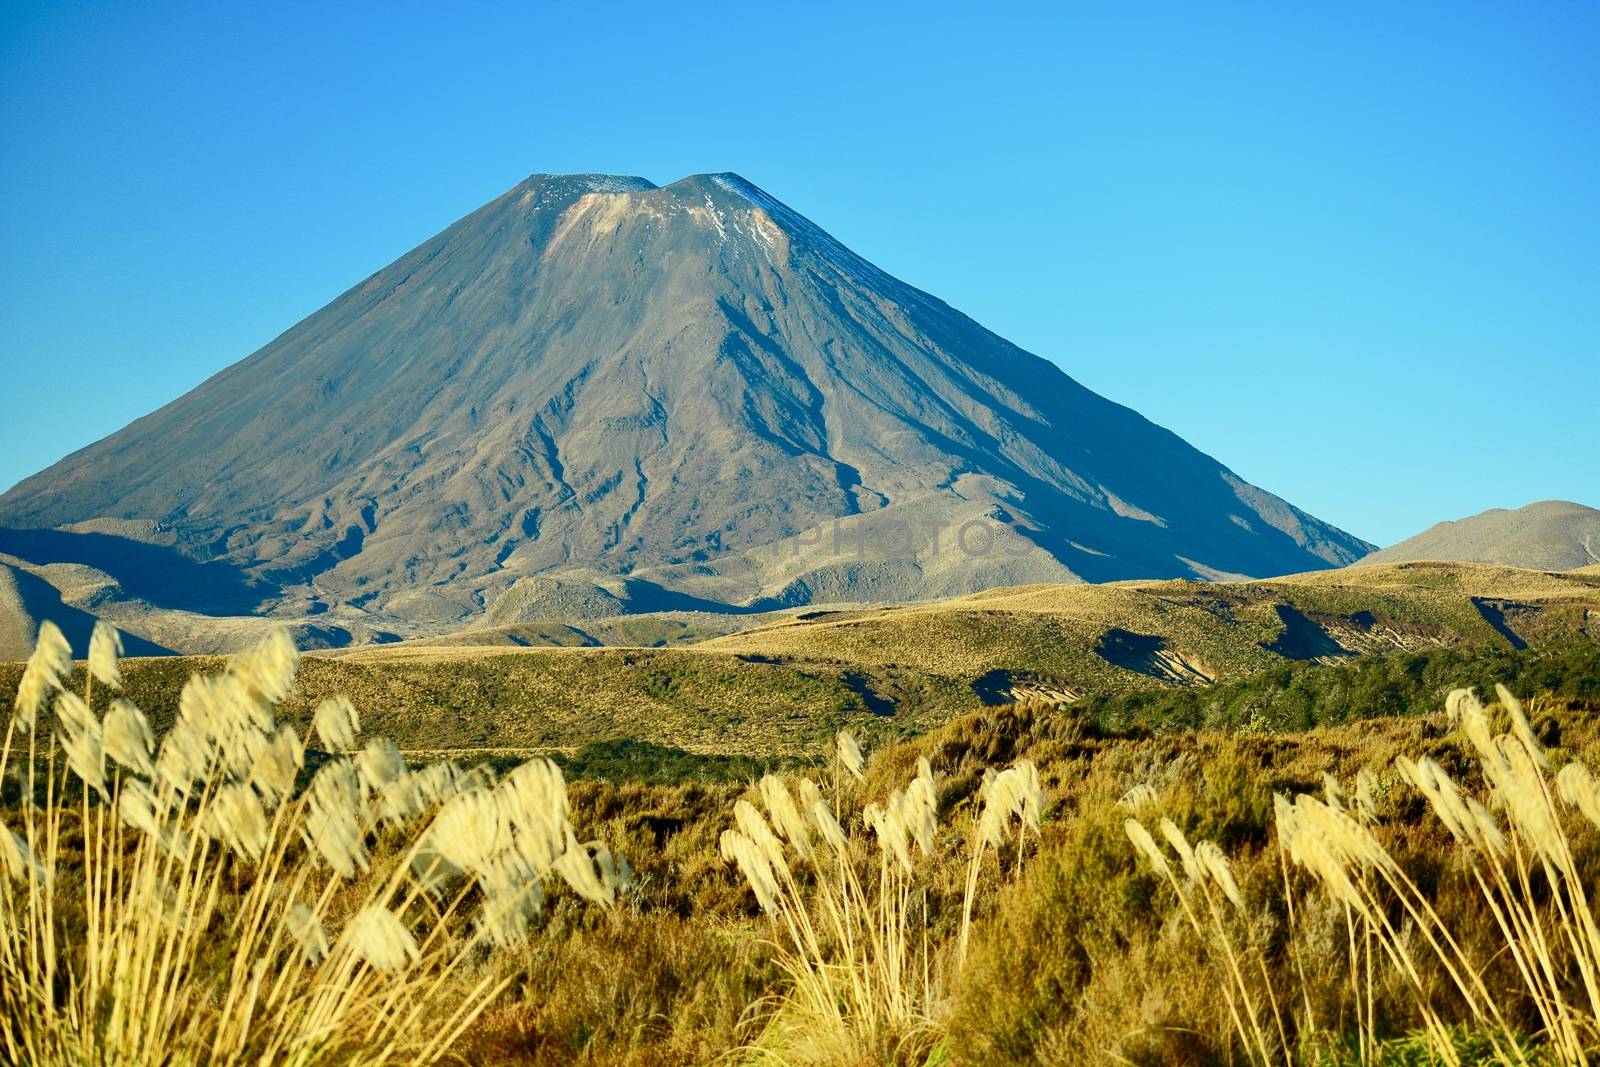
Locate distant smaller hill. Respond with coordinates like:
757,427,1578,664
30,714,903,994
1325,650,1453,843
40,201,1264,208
1360,501,1600,572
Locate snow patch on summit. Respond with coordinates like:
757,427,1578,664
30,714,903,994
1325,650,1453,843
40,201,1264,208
710,174,938,313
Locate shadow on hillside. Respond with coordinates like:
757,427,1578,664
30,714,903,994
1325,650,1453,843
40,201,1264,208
3,564,174,657
1263,604,1354,660
0,528,270,616
620,578,769,616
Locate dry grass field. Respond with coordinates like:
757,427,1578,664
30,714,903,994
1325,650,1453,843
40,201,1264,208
6,562,1592,762
5,561,1600,1064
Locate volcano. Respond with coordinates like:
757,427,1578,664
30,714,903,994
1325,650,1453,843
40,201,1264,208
0,173,1371,644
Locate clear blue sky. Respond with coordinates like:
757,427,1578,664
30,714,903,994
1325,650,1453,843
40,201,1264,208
2,1,1595,547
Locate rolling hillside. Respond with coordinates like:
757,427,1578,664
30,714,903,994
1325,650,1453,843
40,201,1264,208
8,561,1589,757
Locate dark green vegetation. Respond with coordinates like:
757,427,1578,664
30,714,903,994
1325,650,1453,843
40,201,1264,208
524,739,799,786
1081,637,1600,734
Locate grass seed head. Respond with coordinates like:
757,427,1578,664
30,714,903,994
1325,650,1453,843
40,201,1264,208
497,758,570,870
903,758,939,857
312,696,360,753
1124,818,1171,880
1466,796,1509,861
1278,794,1367,908
809,798,849,855
283,902,329,964
410,839,464,896
206,782,269,860
1,826,47,884
735,799,792,880
1195,840,1244,909
55,692,107,796
156,717,213,795
88,621,124,691
412,760,466,807
760,776,815,863
343,905,419,973
1322,772,1346,811
305,759,368,879
1354,768,1378,825
475,852,544,948
1397,756,1481,850
250,724,303,806
1158,818,1199,882
1118,782,1158,811
429,787,507,873
1556,761,1600,829
230,628,298,709
1497,682,1550,771
836,729,866,780
1497,749,1564,865
976,761,1043,850
104,699,156,778
721,828,780,914
15,620,71,732
355,736,406,794
554,836,619,905
1450,688,1502,769
868,799,912,874
118,778,161,834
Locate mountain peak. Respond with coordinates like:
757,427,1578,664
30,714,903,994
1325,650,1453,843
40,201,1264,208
1361,500,1600,571
508,173,658,212
519,172,657,194
0,171,1373,643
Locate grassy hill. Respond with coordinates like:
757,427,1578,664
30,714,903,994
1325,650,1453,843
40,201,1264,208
700,560,1599,687
6,561,1593,759
1359,499,1600,571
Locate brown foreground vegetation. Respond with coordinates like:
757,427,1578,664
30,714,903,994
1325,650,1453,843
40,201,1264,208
7,622,1600,1064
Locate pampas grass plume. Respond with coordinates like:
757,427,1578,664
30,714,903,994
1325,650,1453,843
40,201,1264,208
16,620,71,731
312,695,360,752
1124,819,1171,880
344,905,420,973
103,699,156,778
55,691,107,796
836,729,865,781
305,759,368,879
429,788,506,874
88,621,124,691
284,902,329,965
1,827,45,884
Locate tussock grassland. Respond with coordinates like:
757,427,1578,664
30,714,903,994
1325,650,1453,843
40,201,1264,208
8,561,1589,765
8,615,1600,1064
703,561,1600,684
0,649,977,758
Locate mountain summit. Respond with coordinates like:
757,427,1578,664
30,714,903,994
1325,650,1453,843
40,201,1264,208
1360,501,1600,572
0,172,1372,640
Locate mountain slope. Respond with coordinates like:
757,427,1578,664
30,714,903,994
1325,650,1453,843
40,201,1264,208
1361,501,1600,572
0,172,1371,642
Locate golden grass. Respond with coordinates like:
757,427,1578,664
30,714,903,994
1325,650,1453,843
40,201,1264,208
0,622,627,1065
703,561,1600,685
6,605,1600,1064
